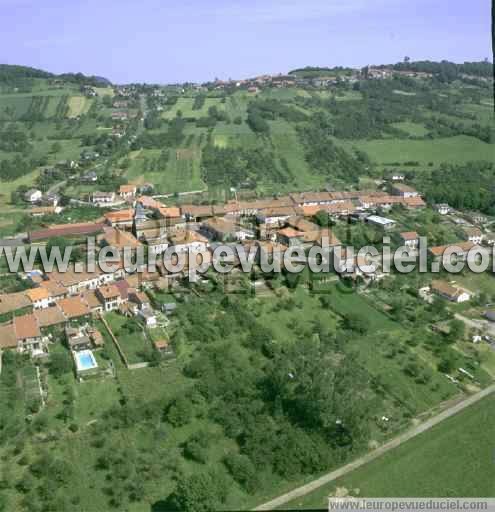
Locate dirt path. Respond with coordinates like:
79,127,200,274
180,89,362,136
253,383,495,511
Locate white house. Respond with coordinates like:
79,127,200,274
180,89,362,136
24,189,42,203
168,230,209,254
391,184,419,198
400,231,419,249
463,227,484,245
435,203,451,215
118,184,137,199
365,215,396,231
484,233,495,246
26,287,51,309
92,191,116,205
431,280,471,303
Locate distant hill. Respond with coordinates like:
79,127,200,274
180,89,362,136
377,60,493,79
0,64,111,86
289,60,493,81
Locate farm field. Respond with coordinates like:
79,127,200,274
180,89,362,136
284,393,495,509
123,146,206,193
268,119,324,191
67,95,92,118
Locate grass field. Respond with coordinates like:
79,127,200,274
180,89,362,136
391,121,430,137
285,393,495,509
339,135,495,170
161,97,226,120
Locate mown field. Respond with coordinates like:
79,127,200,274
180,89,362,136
285,393,495,509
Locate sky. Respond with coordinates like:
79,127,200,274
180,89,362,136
0,0,491,83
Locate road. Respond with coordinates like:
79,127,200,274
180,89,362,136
455,313,495,336
253,383,495,511
46,178,67,196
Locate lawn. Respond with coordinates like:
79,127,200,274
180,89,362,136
285,393,495,509
105,312,152,365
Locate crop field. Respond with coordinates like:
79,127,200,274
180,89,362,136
67,95,91,117
124,147,206,193
285,393,495,509
268,119,324,191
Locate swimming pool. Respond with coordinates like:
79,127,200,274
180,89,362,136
74,350,98,372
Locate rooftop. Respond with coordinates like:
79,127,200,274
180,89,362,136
59,296,91,319
14,314,40,340
26,287,50,303
400,231,419,241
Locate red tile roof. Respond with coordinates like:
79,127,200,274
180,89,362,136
59,297,91,319
14,314,40,340
29,222,104,242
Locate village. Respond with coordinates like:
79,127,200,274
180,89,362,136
0,6,493,503
1,170,495,394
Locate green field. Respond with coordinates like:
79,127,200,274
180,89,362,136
286,393,495,509
161,97,226,120
339,135,494,170
391,121,430,137
124,146,206,193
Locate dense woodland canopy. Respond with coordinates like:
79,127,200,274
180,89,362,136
414,162,495,215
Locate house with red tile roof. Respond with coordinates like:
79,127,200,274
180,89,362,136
13,314,42,354
118,184,137,199
96,284,123,312
26,287,51,309
59,296,91,319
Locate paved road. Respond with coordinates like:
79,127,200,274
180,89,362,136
253,383,495,511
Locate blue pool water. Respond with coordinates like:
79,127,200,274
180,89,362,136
74,350,98,372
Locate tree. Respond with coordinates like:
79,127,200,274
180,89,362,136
343,312,369,333
50,141,62,154
223,453,259,494
170,471,222,512
48,351,72,378
166,396,194,427
183,431,210,463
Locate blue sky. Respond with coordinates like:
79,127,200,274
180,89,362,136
0,0,491,83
